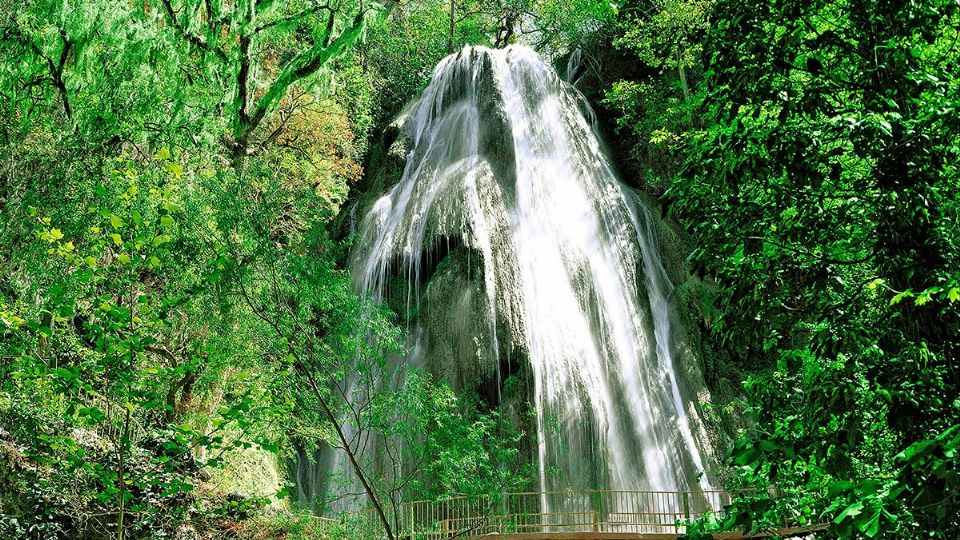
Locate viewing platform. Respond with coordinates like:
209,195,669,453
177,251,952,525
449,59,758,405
338,489,821,539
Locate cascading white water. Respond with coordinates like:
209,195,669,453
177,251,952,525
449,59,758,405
349,45,716,514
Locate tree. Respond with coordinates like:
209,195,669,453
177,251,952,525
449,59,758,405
0,4,386,536
612,0,713,103
152,0,386,166
0,155,280,539
670,0,960,536
216,164,528,538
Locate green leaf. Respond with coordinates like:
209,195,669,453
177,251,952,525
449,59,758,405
110,215,124,229
834,501,864,524
858,510,881,537
890,289,913,305
79,406,106,422
51,367,77,380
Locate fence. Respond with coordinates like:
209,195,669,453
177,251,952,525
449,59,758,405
337,489,736,539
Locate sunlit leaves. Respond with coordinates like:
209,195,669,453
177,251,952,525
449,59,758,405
613,0,713,70
0,155,224,535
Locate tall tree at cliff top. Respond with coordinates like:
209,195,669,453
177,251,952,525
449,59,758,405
0,0,377,160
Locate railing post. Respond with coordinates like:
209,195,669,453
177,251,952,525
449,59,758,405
683,491,690,520
408,503,414,539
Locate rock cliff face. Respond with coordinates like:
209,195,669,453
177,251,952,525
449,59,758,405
304,45,737,513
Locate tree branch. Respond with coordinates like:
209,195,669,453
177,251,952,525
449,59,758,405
159,0,228,63
232,267,396,540
234,9,367,145
255,3,333,34
53,28,72,120
2,24,73,120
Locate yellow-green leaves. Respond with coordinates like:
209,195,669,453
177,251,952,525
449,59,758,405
40,227,65,243
110,214,124,229
167,162,184,178
154,147,184,177
0,303,26,330
892,285,960,306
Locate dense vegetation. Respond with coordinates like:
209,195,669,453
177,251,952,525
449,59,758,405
0,1,957,539
600,0,960,537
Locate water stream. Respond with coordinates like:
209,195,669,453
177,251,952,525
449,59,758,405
345,45,716,511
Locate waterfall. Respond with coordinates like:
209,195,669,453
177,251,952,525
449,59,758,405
347,45,716,513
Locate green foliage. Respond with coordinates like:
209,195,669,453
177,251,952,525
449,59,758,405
597,0,960,535
374,373,530,501
613,0,712,71
0,155,254,538
631,0,960,536
600,0,713,191
0,0,380,158
235,511,351,540
364,1,454,125
453,0,615,51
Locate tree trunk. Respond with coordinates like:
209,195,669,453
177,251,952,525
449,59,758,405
298,361,397,540
448,0,455,53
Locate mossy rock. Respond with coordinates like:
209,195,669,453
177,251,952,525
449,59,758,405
208,445,284,503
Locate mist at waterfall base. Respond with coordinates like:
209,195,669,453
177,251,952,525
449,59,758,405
297,45,718,517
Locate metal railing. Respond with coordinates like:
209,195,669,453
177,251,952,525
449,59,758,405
337,489,735,539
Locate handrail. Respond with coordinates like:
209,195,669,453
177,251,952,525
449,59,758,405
396,489,735,507
333,489,765,539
